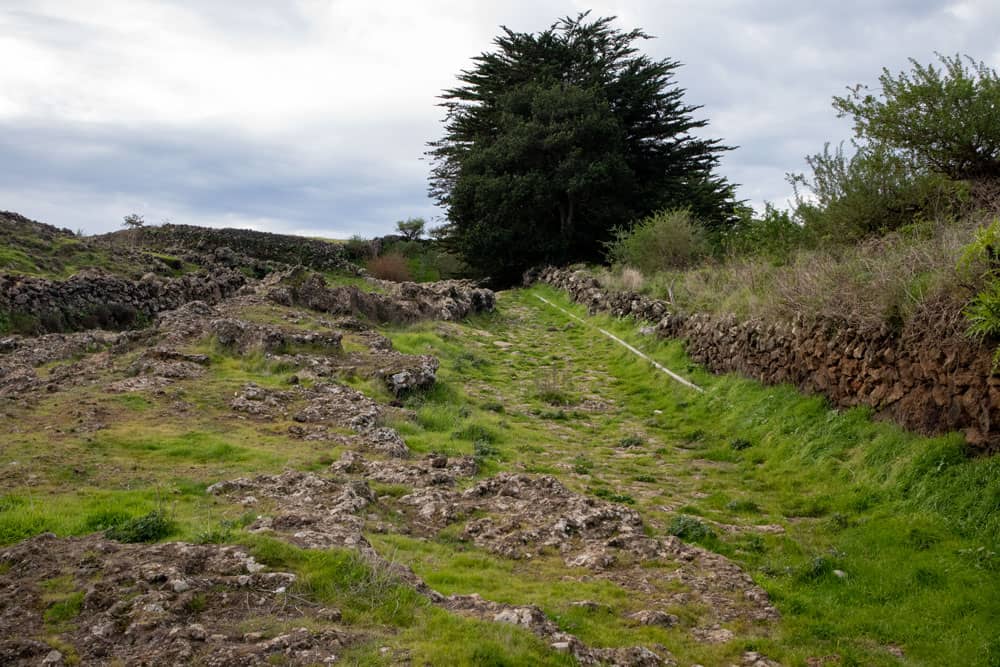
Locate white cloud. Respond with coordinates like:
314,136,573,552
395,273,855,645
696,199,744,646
1,1,998,234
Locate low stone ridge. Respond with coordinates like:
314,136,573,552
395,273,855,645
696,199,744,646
0,533,353,666
208,454,736,665
0,269,247,334
530,266,999,452
264,269,496,324
208,470,377,553
395,471,778,632
121,223,360,274
231,382,411,458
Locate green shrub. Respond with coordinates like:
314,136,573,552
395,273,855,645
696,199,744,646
105,509,174,543
618,434,644,448
473,439,500,466
605,209,709,273
723,203,806,263
591,487,635,504
789,143,965,243
344,235,374,261
959,219,1000,366
667,514,715,541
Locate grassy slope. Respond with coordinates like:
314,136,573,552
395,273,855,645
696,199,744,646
1,288,998,664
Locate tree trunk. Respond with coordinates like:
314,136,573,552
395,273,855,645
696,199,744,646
559,196,574,240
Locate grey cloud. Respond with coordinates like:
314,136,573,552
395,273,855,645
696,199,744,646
2,1,999,234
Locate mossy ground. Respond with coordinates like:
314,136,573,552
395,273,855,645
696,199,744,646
1,285,997,665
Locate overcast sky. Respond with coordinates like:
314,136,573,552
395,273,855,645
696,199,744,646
2,1,998,237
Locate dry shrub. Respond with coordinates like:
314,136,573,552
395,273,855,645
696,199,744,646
367,253,411,282
618,266,645,292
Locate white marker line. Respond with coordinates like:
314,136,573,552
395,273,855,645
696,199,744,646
534,294,704,393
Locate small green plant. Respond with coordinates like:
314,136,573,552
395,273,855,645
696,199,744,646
618,434,644,448
797,555,836,582
452,423,498,444
473,439,500,466
572,455,594,475
533,369,576,406
591,487,635,504
44,591,84,626
667,515,715,541
730,438,753,451
726,499,760,514
958,219,1000,367
105,509,174,543
183,593,208,615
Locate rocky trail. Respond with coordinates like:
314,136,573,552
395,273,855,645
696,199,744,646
1,268,997,665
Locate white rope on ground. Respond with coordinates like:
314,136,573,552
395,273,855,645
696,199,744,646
534,294,704,393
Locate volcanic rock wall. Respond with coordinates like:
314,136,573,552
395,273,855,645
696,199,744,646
0,269,247,334
264,269,496,324
127,224,357,273
531,266,998,452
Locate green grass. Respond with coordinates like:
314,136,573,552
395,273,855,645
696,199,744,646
369,285,1000,665
3,278,999,665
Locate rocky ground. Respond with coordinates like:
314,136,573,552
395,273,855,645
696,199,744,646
0,263,785,665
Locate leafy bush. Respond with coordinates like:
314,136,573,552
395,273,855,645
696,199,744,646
344,235,374,261
605,209,709,273
366,253,412,282
959,218,1000,365
667,514,715,541
473,439,500,467
105,509,174,543
833,54,1000,180
724,203,806,263
789,142,966,243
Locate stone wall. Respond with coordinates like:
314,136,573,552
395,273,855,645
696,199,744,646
530,266,998,452
264,269,496,324
117,224,357,274
0,269,247,334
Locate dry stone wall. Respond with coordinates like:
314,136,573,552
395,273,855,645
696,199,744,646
0,269,246,334
122,224,358,274
530,266,999,452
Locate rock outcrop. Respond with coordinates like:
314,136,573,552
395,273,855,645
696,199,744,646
263,269,495,324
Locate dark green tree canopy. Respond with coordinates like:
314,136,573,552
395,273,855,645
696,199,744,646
428,13,736,284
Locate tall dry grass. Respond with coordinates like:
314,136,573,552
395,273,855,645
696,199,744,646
599,213,992,331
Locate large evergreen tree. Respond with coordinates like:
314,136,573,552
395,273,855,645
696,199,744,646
428,13,736,283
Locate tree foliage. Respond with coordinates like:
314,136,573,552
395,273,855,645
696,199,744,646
428,13,736,283
122,213,145,230
395,217,426,240
833,54,1000,181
